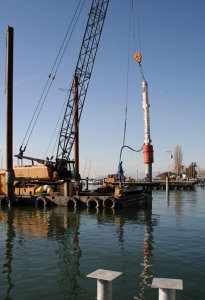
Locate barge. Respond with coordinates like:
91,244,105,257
0,179,147,208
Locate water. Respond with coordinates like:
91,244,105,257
0,188,204,300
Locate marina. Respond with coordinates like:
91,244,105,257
0,0,156,209
0,179,198,209
0,1,204,299
0,188,204,299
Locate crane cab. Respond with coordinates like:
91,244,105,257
67,160,75,178
55,159,78,180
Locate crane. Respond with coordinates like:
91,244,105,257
56,0,109,174
0,1,153,208
14,0,110,182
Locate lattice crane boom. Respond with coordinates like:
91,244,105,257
55,0,109,172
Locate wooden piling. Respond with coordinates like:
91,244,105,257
6,26,14,205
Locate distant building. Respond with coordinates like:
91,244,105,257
154,172,175,180
154,173,167,180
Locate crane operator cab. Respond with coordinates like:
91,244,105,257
55,159,80,181
67,160,75,179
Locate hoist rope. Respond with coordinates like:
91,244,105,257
43,1,87,158
136,0,145,81
122,0,131,148
136,0,141,55
132,0,136,53
119,0,144,164
20,0,85,152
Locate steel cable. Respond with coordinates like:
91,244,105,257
20,0,85,151
120,0,144,165
42,1,87,158
122,0,132,148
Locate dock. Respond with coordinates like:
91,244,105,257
0,180,198,208
104,180,198,191
151,180,197,190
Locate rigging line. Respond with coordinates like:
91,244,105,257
49,0,87,159
50,0,83,78
137,0,141,55
44,87,71,159
51,127,61,159
24,0,86,149
36,0,85,155
21,0,84,148
21,79,50,148
136,0,145,81
122,0,132,147
43,118,60,160
50,99,70,159
88,159,92,178
0,58,76,91
52,0,86,78
82,157,88,179
25,79,54,147
139,63,145,81
125,162,143,172
45,13,84,159
132,0,136,53
50,81,73,158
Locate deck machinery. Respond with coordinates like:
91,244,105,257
0,0,110,202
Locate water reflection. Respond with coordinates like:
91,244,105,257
54,209,83,299
174,191,183,216
2,207,15,300
0,207,84,300
135,210,158,300
166,193,170,206
0,206,159,300
92,207,159,300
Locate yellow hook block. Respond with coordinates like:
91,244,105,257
134,52,142,63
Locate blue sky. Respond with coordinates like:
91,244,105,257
0,0,205,178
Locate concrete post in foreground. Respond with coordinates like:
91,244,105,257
87,269,122,300
151,278,183,300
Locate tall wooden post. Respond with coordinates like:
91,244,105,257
74,75,79,175
6,26,14,204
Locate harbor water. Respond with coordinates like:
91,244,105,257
0,187,204,299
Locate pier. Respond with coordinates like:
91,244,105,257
151,180,197,190
0,179,197,208
104,179,197,191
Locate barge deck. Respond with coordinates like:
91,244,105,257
0,184,147,208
